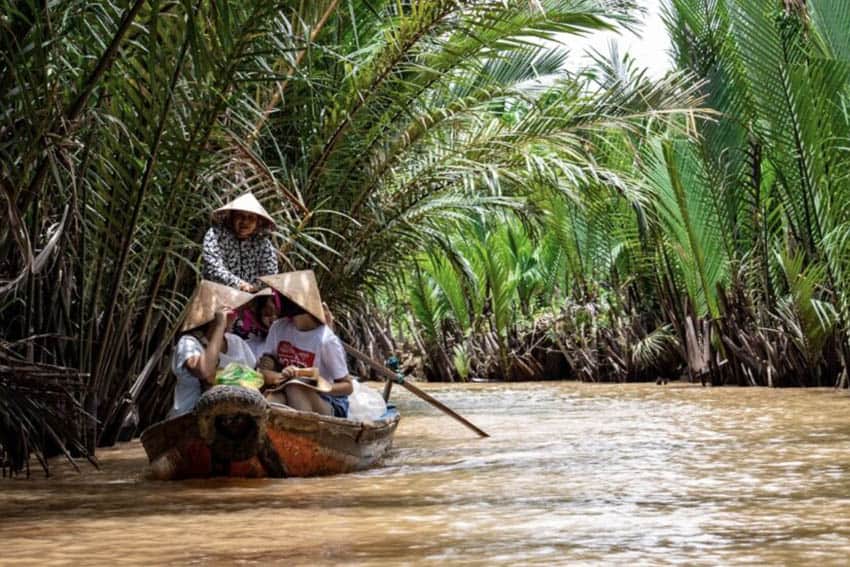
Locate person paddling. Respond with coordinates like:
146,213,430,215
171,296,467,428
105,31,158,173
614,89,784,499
257,270,353,417
202,192,278,292
169,281,256,418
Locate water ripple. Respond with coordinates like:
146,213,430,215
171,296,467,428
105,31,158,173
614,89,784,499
3,382,850,565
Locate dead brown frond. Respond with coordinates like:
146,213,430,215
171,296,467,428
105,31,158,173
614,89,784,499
0,343,94,477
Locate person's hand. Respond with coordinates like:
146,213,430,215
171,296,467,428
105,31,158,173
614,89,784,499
258,355,277,371
281,366,298,381
238,281,257,293
214,306,237,328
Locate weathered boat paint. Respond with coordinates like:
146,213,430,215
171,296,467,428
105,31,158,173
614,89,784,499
141,401,399,480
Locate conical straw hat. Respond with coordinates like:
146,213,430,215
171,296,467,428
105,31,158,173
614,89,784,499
181,280,255,332
211,192,275,229
260,270,326,325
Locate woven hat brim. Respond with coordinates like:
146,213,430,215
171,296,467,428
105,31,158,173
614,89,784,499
211,192,275,229
259,270,326,324
181,281,255,332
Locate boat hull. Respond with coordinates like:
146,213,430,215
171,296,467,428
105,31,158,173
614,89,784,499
141,401,399,479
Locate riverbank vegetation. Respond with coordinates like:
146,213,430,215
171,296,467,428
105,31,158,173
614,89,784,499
392,0,850,388
2,0,848,473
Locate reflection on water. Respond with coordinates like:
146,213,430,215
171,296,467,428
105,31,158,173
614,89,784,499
4,383,850,565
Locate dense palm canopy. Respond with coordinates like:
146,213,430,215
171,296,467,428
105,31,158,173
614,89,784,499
400,0,850,386
1,0,699,472
6,0,847,474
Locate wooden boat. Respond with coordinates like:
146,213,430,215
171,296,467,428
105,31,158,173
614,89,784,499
141,385,400,479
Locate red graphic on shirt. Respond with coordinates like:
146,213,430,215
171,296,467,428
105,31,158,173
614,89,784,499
276,341,316,368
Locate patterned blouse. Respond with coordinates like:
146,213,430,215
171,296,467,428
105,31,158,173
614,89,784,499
202,225,278,288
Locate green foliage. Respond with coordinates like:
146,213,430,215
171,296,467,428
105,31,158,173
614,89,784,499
9,0,850,474
4,0,666,463
774,248,837,366
641,138,729,317
631,325,679,371
401,0,850,387
408,266,443,344
452,344,471,382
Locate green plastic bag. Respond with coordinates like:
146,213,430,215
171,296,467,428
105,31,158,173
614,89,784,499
215,363,265,391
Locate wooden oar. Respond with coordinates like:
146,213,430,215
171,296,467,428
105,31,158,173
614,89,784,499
343,343,489,438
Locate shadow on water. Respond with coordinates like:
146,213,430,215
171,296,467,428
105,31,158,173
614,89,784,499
4,382,850,565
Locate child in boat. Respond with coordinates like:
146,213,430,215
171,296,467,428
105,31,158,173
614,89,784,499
169,281,257,418
238,288,282,359
257,270,353,418
202,192,279,293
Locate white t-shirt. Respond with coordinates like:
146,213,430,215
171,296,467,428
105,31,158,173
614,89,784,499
263,319,349,382
246,335,267,360
170,335,205,418
168,333,256,418
220,332,257,369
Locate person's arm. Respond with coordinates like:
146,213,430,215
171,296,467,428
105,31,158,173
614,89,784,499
185,308,230,385
330,375,354,397
257,353,292,387
255,237,278,286
202,227,249,289
259,368,283,387
322,334,353,396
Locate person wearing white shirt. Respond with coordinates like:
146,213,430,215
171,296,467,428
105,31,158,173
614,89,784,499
258,271,353,418
169,281,257,418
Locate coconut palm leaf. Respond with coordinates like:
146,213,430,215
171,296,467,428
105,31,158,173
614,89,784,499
426,252,472,332
408,266,443,344
774,248,837,367
809,1,850,61
639,138,729,317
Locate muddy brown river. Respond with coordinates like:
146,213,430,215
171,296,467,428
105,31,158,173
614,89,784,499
3,382,850,565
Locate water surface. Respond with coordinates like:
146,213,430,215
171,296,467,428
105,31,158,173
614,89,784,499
3,382,850,565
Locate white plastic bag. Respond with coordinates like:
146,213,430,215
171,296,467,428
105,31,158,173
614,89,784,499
347,380,387,421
